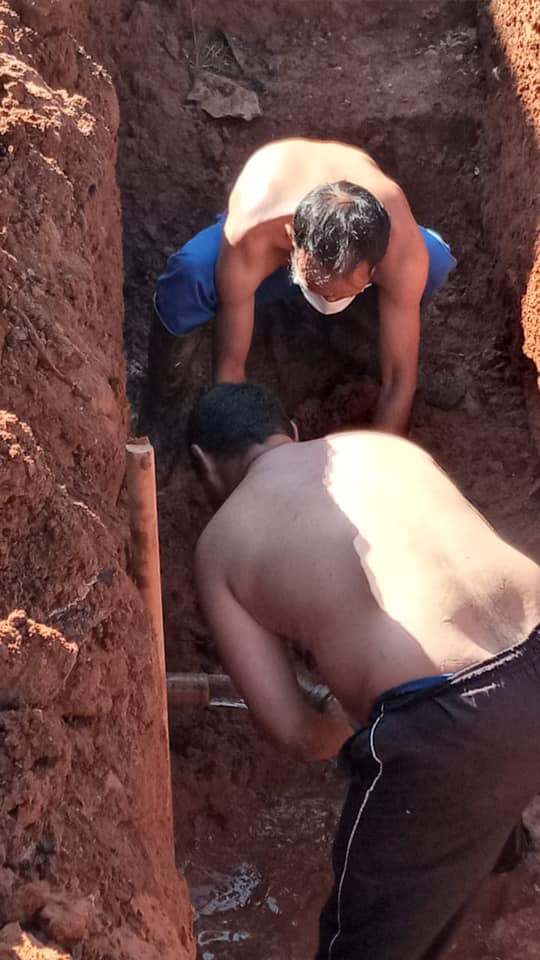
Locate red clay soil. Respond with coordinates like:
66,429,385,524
0,4,193,958
477,0,540,450
1,0,539,959
112,0,538,956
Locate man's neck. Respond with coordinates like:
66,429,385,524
240,435,294,479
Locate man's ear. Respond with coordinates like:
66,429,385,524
290,419,300,442
350,261,373,291
284,221,294,241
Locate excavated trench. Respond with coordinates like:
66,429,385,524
119,1,540,957
1,0,539,958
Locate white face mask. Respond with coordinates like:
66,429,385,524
298,285,356,315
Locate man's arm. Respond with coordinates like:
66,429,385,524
373,288,420,435
373,228,429,435
195,539,353,760
213,236,262,383
213,298,255,384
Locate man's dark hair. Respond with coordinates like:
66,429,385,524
187,383,295,457
293,181,391,274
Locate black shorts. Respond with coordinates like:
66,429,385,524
316,624,540,960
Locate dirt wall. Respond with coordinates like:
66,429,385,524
478,0,540,446
0,3,193,957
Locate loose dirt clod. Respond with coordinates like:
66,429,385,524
0,612,78,709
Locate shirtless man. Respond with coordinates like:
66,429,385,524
154,138,456,434
188,381,540,960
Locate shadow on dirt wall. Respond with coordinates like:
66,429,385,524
477,0,540,446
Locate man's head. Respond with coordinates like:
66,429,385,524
288,181,391,314
187,383,297,507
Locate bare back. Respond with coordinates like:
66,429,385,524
200,433,540,724
223,138,424,286
227,140,381,235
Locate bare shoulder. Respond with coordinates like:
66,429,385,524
195,510,229,572
194,496,247,582
378,195,428,296
227,138,342,239
228,140,293,212
194,520,226,613
232,138,305,188
216,223,267,300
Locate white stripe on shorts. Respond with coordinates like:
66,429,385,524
328,704,386,960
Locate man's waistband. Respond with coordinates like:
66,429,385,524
370,622,540,721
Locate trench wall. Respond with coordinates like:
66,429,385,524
479,0,540,446
0,3,193,957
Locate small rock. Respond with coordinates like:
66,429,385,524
423,371,466,410
187,71,261,121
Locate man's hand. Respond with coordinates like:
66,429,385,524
299,680,354,759
373,286,421,435
373,226,428,434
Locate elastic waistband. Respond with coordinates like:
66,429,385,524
387,673,454,697
371,622,540,720
449,621,540,686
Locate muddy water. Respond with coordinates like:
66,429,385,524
173,744,346,960
179,752,540,960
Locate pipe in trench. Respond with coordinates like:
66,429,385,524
166,673,331,712
166,672,246,709
126,436,174,828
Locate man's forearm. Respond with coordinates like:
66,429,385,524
372,380,415,435
213,337,246,383
298,703,353,761
213,301,254,383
